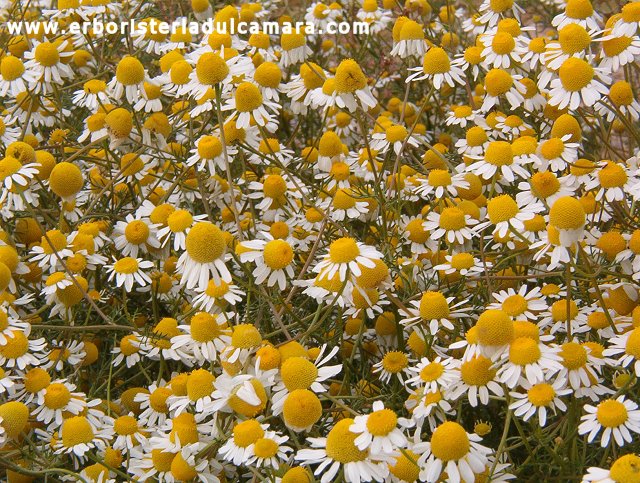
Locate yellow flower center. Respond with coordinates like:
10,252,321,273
625,327,640,359
559,57,593,92
476,309,514,346
197,136,224,161
366,408,398,436
35,42,60,66
610,454,640,482
185,222,226,263
502,294,529,316
622,1,640,22
124,220,150,245
262,174,287,199
186,369,215,401
332,188,356,210
531,171,560,199
24,368,50,393
381,351,408,373
114,415,138,435
149,387,171,413
430,421,470,461
466,126,488,147
330,161,350,181
44,383,72,409
487,194,519,224
281,31,305,50
235,82,263,112
610,81,634,107
485,68,513,97
461,356,495,386
491,32,515,54
169,413,198,444
254,437,279,458
254,61,282,88
485,141,513,166
565,0,593,19
422,47,450,74
549,196,585,230
204,279,230,298
527,383,555,407
231,323,262,349
439,207,466,230
281,356,318,391
597,399,628,428
169,60,192,85
326,418,368,462
558,24,591,54
560,342,587,370
406,219,429,243
151,449,175,472
334,59,367,93
509,337,541,365
489,0,513,13
189,312,223,342
62,416,94,447
283,389,322,430
113,257,139,274
0,56,25,80
419,291,450,320
0,330,28,359
450,253,474,270
329,237,360,263
195,52,229,85
229,378,267,417
49,162,83,198
115,56,145,86
171,453,196,481
386,125,407,143
420,362,444,382
119,335,139,356
599,161,627,188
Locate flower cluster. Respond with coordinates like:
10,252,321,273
0,0,640,481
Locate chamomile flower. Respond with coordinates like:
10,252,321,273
177,221,231,290
547,57,610,110
417,421,492,483
191,278,244,312
313,237,382,283
350,401,409,455
448,355,504,407
509,379,572,426
372,351,413,384
0,55,38,97
106,257,154,292
295,418,389,483
108,56,147,103
55,415,112,461
238,235,296,290
170,312,232,365
33,379,86,427
582,454,640,483
24,40,74,92
423,206,481,245
578,396,640,447
112,215,161,258
407,47,465,89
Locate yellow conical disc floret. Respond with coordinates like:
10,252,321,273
0,401,30,439
335,59,367,93
430,421,470,461
185,222,226,263
49,162,83,199
475,309,514,346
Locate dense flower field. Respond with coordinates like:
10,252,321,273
0,0,639,480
